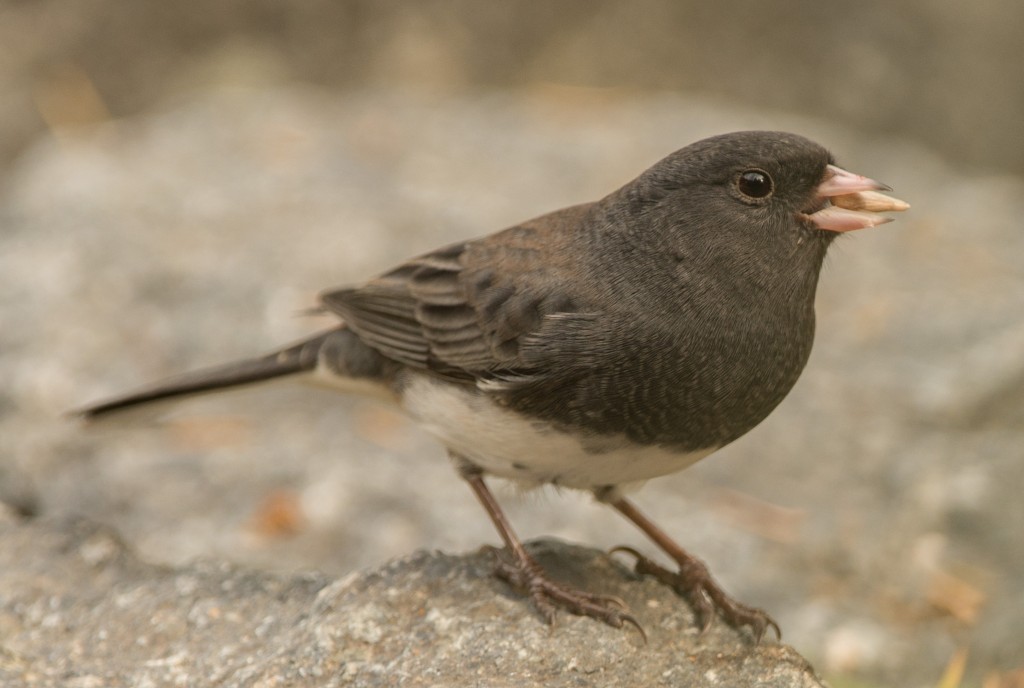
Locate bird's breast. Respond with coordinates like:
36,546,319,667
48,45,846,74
398,373,716,491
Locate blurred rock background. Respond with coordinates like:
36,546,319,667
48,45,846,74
3,0,1023,182
1,2,1022,687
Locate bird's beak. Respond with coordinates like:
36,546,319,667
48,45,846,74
804,164,910,232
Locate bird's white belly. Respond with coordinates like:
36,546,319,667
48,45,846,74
400,375,715,491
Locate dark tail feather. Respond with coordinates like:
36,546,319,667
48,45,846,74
76,330,336,420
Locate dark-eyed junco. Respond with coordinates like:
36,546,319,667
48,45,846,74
78,131,908,641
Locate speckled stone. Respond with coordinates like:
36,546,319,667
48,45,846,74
0,518,823,687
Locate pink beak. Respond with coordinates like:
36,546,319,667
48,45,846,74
804,164,910,232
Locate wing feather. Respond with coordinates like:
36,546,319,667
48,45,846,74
318,206,596,380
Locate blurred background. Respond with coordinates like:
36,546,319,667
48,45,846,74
1,2,1022,687
3,0,1024,180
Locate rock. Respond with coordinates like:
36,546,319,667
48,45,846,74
0,518,823,687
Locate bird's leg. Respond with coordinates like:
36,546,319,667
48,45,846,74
607,496,780,642
458,464,641,634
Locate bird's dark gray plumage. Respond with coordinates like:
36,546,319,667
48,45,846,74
78,131,909,641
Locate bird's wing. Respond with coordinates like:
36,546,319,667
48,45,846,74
319,207,591,381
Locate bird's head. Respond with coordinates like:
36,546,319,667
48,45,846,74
614,130,909,266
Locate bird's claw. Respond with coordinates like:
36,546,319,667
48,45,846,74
491,549,646,642
610,545,780,643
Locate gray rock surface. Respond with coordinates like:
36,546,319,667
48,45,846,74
0,516,824,687
2,88,1022,686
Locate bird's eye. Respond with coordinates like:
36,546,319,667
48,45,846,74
737,170,773,199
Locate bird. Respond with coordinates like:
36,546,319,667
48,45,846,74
76,130,909,642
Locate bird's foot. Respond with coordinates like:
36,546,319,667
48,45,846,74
490,547,645,639
611,546,779,643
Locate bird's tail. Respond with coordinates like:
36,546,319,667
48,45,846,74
75,328,380,421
